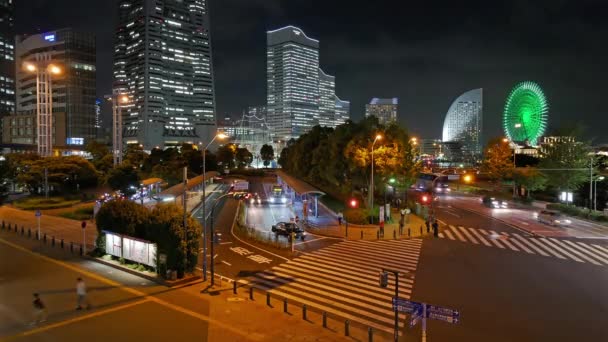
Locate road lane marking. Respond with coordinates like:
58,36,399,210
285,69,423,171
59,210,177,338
0,238,257,341
467,228,491,246
550,239,601,265
540,238,583,263
294,236,328,245
457,226,479,244
485,230,507,249
530,239,567,260
221,260,232,266
507,237,534,254
512,235,550,256
567,242,608,264
219,241,233,245
1,299,150,341
449,225,466,242
443,230,455,240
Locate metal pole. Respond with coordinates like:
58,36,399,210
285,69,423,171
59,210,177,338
593,179,597,211
590,158,593,209
394,272,399,342
422,303,427,342
210,204,215,286
513,149,516,197
183,166,188,275
48,70,53,156
44,167,48,199
37,216,41,241
371,140,375,223
82,227,86,255
202,148,207,281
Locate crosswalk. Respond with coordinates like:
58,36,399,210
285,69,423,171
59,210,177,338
240,239,423,335
439,225,608,266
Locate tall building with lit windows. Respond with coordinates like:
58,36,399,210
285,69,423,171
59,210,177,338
334,96,350,126
2,28,96,151
0,0,15,137
318,69,336,128
442,88,483,159
267,26,320,139
365,98,398,124
113,0,216,149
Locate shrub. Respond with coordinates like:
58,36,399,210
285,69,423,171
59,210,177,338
344,208,368,225
14,197,81,210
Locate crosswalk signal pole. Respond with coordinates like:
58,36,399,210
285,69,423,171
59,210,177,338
422,303,427,342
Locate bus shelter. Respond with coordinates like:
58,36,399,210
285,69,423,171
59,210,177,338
275,170,325,218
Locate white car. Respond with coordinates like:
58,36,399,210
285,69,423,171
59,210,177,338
537,210,571,226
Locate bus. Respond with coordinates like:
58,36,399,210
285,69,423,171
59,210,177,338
269,185,287,203
414,173,450,194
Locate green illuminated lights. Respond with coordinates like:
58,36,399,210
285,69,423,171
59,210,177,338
503,81,548,146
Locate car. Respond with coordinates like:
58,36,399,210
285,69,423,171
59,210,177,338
249,193,262,205
537,210,571,226
271,222,306,240
482,196,508,209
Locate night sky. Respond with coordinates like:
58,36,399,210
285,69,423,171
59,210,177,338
15,0,608,143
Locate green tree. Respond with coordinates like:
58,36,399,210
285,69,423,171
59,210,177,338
85,141,110,162
16,156,100,195
106,163,140,195
124,144,148,169
513,167,547,198
259,144,275,167
181,144,204,175
481,138,513,190
235,147,253,168
216,144,237,169
539,139,592,194
95,199,150,238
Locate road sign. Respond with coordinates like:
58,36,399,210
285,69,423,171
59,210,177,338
35,210,41,217
426,304,460,324
409,307,423,328
392,297,422,313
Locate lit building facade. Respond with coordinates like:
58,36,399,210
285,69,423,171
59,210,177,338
365,98,398,124
113,0,216,150
334,95,350,126
0,0,15,126
2,29,96,150
318,69,336,128
442,88,483,158
266,26,320,140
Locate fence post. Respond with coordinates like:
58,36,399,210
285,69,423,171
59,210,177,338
61,239,64,249
368,327,373,342
70,242,74,253
360,231,363,239
323,312,327,328
283,298,288,313
345,320,350,336
52,236,55,246
249,287,254,300
302,304,307,320
408,228,411,237
393,230,396,239
21,227,24,235
266,292,271,306
233,281,237,294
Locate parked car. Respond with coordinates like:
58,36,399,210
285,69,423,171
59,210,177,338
482,196,508,209
537,210,571,226
271,222,306,240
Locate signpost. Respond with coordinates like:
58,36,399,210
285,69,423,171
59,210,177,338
35,210,41,240
392,297,460,341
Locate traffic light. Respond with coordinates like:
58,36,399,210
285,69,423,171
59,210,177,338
349,198,359,208
379,271,389,288
421,194,429,204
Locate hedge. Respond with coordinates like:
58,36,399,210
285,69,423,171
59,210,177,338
545,203,608,222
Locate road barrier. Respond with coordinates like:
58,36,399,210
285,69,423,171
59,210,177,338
345,320,350,336
368,327,373,342
302,304,307,320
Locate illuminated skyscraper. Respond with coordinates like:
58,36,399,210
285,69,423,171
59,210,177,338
442,88,483,158
334,96,350,126
365,98,398,124
0,0,15,124
266,26,320,139
318,69,336,128
113,0,216,149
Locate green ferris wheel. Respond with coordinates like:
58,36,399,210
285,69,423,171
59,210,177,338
503,81,548,146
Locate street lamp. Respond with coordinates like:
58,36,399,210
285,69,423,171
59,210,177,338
594,176,605,211
201,131,228,281
370,134,382,222
23,61,63,157
107,93,130,166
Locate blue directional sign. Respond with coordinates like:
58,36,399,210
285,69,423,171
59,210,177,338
392,297,422,313
426,304,460,324
35,210,41,217
408,307,423,328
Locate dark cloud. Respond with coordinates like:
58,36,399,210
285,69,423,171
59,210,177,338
16,0,608,143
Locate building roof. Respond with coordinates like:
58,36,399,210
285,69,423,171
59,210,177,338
159,171,219,198
369,98,398,105
275,170,325,196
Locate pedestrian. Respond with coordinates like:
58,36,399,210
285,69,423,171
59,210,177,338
31,293,47,325
75,278,90,310
379,220,385,238
399,216,404,235
432,219,439,237
425,218,430,233
337,211,343,226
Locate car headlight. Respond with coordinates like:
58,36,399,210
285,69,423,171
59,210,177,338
554,220,561,224
281,197,287,203
564,220,571,224
270,197,275,203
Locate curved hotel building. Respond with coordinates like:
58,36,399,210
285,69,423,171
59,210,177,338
442,88,483,158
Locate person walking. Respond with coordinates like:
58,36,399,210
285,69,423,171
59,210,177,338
337,211,343,226
379,220,385,238
432,219,439,237
75,278,90,310
31,293,47,325
425,218,431,234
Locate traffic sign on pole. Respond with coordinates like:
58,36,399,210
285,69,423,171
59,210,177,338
35,210,41,217
392,297,422,313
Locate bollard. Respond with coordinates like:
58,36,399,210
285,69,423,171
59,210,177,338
14,224,17,233
249,287,254,300
21,227,24,235
283,298,288,313
1,220,4,229
266,292,271,306
302,304,307,320
368,327,373,342
323,312,327,328
408,228,411,237
233,281,237,294
80,245,83,256
52,236,55,246
345,320,350,336
43,234,47,243
420,225,423,235
393,230,396,239
61,239,64,249
360,231,363,239
70,242,74,253
376,230,379,239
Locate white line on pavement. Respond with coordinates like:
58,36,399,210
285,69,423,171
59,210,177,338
221,260,232,266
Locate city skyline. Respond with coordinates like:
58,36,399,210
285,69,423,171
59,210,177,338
13,0,608,143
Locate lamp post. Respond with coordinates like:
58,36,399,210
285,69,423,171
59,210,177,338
201,132,228,281
594,176,605,211
370,134,382,223
107,94,130,166
23,60,62,157
209,193,233,286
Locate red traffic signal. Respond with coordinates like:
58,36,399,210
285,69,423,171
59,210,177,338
349,198,359,208
421,194,429,204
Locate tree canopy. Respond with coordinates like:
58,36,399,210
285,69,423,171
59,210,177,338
539,139,592,192
260,144,274,167
481,138,513,190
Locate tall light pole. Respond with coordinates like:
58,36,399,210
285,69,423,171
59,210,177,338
370,134,382,223
108,94,129,166
201,132,228,281
23,59,62,157
594,176,605,211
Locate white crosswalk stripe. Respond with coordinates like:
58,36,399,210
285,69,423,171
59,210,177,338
241,239,423,335
437,225,608,266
